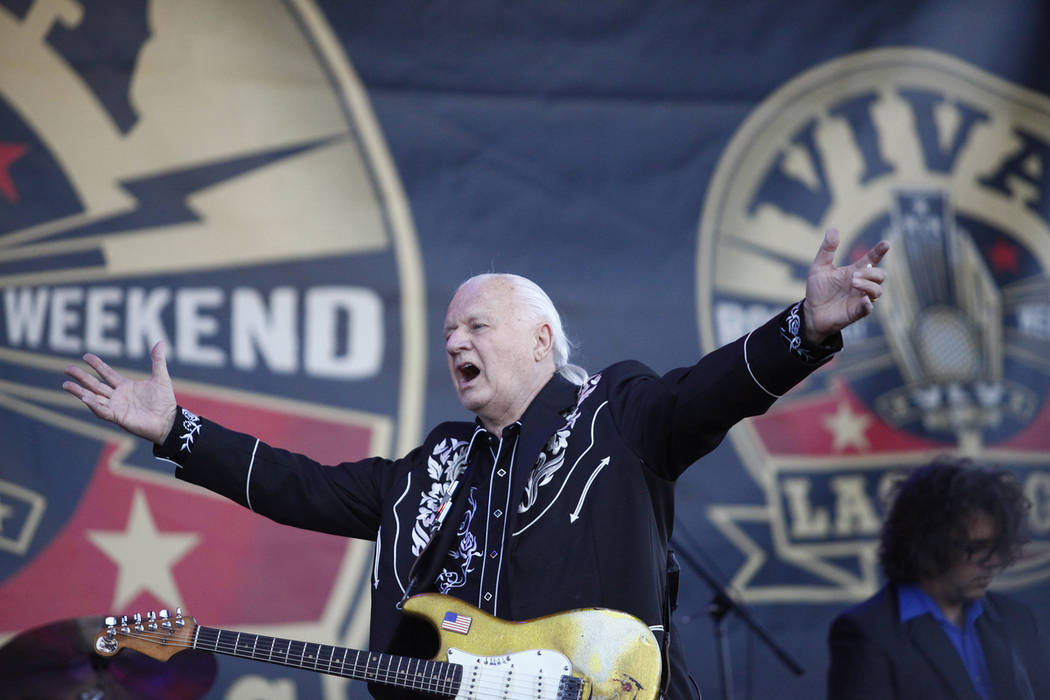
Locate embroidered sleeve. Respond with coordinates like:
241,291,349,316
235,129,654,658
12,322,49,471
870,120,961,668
779,299,841,364
153,405,202,464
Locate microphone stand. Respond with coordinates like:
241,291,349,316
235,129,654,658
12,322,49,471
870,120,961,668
672,528,804,700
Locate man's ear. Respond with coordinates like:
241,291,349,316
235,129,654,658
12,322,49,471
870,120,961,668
534,322,553,361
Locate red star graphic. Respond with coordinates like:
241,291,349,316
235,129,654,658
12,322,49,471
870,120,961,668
0,142,29,204
985,238,1020,275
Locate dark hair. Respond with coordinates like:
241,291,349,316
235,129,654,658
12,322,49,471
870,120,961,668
879,457,1029,583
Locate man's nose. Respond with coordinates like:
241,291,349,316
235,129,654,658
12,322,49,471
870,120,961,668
983,551,1003,569
446,328,468,353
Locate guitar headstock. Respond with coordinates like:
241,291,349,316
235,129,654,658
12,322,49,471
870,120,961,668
94,608,197,661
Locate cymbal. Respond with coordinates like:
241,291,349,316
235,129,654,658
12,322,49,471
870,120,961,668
0,616,216,699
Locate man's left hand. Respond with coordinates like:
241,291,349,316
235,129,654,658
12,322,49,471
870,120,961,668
804,228,890,344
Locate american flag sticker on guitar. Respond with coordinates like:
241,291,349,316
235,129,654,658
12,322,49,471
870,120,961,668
441,611,472,634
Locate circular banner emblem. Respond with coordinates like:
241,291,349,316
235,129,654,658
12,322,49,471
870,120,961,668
0,1,424,695
697,48,1050,602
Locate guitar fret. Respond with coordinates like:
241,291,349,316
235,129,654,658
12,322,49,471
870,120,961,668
371,652,380,681
411,657,423,690
213,629,232,655
439,660,451,693
214,629,228,659
268,636,276,662
274,638,291,664
252,635,271,661
436,660,447,693
440,660,452,694
237,632,256,658
406,658,417,690
423,659,435,693
449,662,463,696
316,644,332,671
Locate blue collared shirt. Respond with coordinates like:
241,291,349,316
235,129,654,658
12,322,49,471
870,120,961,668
898,583,993,700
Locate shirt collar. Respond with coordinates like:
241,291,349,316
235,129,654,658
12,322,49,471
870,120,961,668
897,583,984,627
469,373,576,434
528,372,580,416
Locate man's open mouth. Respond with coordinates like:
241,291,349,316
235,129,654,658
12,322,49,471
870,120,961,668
459,363,480,381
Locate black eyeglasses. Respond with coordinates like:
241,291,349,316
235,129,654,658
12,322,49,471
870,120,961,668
959,538,998,565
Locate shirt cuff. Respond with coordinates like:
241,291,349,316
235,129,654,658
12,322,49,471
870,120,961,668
152,406,202,466
779,299,842,364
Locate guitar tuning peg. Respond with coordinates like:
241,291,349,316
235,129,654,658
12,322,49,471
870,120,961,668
146,611,158,631
103,616,118,638
158,609,172,629
159,609,170,619
133,613,144,632
119,615,130,633
174,607,185,628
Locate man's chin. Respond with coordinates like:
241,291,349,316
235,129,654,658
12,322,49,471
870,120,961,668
966,581,992,600
456,386,487,413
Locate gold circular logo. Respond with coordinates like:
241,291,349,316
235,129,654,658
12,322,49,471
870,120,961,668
697,48,1050,601
0,3,424,692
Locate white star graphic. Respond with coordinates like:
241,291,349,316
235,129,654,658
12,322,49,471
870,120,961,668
87,489,200,611
823,401,873,452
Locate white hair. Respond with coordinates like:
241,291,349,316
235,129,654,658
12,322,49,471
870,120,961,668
459,273,589,385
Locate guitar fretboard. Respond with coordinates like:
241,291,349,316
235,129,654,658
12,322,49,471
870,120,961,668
193,626,462,696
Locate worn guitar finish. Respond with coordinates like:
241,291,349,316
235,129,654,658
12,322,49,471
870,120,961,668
94,593,661,700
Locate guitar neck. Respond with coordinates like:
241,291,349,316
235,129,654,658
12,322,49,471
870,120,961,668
192,626,462,696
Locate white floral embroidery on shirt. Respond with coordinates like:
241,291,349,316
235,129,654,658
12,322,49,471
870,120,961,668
412,437,470,555
435,486,482,594
178,408,201,453
518,373,602,513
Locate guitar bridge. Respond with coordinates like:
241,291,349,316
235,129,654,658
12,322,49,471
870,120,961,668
557,674,584,700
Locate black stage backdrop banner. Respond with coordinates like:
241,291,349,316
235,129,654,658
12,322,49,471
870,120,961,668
1,1,1049,698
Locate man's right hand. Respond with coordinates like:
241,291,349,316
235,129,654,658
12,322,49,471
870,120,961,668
63,341,177,445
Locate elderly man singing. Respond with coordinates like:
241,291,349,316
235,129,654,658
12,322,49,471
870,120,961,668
64,229,888,700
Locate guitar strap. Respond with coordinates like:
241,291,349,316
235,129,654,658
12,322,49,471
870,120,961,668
661,549,681,696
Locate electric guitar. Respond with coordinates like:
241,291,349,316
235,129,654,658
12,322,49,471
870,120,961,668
94,593,662,700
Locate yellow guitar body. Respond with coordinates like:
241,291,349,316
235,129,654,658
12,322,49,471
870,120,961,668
404,594,662,700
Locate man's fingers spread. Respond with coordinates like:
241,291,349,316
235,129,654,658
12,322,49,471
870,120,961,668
84,353,123,387
66,366,113,397
814,227,840,266
862,240,890,267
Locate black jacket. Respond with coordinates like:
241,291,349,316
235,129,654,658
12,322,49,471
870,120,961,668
828,584,1050,700
159,306,830,699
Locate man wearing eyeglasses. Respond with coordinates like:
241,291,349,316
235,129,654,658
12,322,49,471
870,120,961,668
827,458,1050,700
